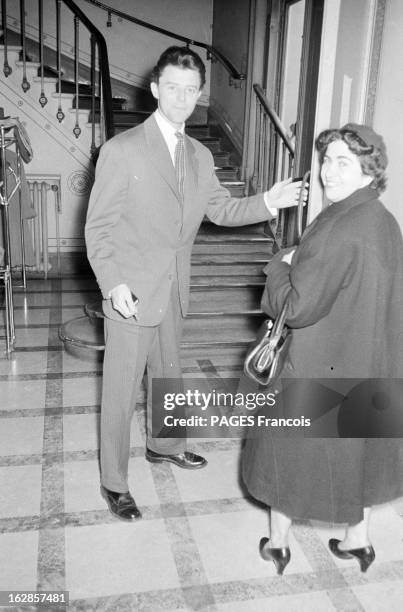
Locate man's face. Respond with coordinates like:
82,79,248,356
150,64,202,128
320,140,372,202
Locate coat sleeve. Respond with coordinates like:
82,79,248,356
203,151,271,226
85,139,129,298
262,220,359,328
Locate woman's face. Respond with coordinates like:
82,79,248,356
320,140,372,202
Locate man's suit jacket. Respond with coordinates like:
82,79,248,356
85,114,270,326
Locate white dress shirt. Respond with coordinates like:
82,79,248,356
153,109,276,216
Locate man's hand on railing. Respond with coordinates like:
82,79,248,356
264,177,308,209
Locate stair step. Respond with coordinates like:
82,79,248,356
186,124,210,138
213,151,230,166
192,242,272,254
57,80,92,95
189,285,263,312
197,136,221,152
196,222,271,242
91,109,151,125
191,262,266,276
183,312,265,343
190,275,265,287
73,94,126,111
215,166,239,180
191,252,269,264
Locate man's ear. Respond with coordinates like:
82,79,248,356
150,81,159,100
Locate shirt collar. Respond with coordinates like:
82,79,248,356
154,109,184,138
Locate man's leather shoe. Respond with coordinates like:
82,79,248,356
101,486,141,521
145,448,207,469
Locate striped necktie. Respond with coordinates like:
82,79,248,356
174,131,185,202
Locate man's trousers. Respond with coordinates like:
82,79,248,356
100,283,186,492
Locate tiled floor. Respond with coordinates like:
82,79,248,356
1,277,403,611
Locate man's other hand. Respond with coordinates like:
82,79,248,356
109,284,139,319
265,177,308,209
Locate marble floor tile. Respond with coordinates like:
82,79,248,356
62,290,99,307
188,510,311,584
0,416,44,456
352,579,403,611
12,328,51,348
13,291,53,308
0,531,39,590
63,411,144,453
62,350,103,373
0,379,47,411
64,456,160,513
216,591,336,612
63,376,102,408
0,351,49,375
65,521,180,599
12,308,51,326
312,504,403,569
0,465,42,518
173,448,243,502
63,413,101,452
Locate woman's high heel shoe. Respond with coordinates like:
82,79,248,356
259,537,291,575
328,538,375,572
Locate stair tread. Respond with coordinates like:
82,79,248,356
191,253,270,263
190,276,265,286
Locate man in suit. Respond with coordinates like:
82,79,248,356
85,46,304,521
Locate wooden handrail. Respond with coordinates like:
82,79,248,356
61,0,114,141
82,0,245,83
253,84,294,156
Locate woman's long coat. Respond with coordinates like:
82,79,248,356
242,186,403,523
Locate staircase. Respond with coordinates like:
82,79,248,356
0,39,274,368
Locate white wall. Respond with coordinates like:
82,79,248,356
373,0,403,230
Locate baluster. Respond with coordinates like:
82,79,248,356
55,0,64,122
2,0,12,76
98,47,105,144
262,114,268,191
20,0,30,91
280,141,286,180
258,104,264,192
90,35,96,156
252,97,260,190
38,0,47,107
16,150,27,288
73,15,81,138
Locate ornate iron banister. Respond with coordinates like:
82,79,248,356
81,0,245,84
60,0,114,142
1,0,114,151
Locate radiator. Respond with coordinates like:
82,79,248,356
26,175,61,279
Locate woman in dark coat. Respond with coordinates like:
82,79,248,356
242,124,403,575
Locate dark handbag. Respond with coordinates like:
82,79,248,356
244,297,291,386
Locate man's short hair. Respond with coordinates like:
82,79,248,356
151,46,206,88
